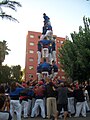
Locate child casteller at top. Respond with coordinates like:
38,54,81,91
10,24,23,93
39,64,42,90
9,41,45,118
40,13,53,40
43,13,51,25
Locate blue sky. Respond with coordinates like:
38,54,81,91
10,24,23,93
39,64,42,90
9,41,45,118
0,0,89,68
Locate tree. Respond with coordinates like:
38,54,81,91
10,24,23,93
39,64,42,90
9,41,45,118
58,16,90,82
58,40,77,81
0,64,22,83
0,65,11,83
0,40,10,66
0,0,22,22
11,65,22,82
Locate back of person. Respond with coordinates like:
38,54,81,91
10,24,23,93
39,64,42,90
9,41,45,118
45,82,57,98
57,86,68,105
40,39,51,46
46,24,52,31
74,87,85,102
31,82,46,119
53,64,58,72
19,88,29,102
34,84,45,99
52,60,58,72
42,62,50,68
10,87,24,100
54,83,68,120
43,13,50,24
9,82,24,120
74,85,86,117
45,81,57,119
41,62,51,74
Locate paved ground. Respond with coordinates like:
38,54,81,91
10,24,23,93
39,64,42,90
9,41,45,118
14,112,90,120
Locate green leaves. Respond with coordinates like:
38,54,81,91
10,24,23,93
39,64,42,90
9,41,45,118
58,17,90,82
0,65,22,83
0,40,10,65
0,0,22,22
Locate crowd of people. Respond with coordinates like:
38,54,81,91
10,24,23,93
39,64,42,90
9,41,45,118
0,78,90,120
0,14,90,120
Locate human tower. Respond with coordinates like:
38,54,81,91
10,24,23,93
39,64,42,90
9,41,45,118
37,13,58,80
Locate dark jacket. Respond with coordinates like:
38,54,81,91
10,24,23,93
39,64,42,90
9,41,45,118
45,82,57,98
57,86,68,104
73,88,85,102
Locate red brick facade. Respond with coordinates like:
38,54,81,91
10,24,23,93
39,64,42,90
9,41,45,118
25,31,66,81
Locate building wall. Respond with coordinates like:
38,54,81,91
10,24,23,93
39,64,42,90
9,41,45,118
25,31,66,81
56,37,66,80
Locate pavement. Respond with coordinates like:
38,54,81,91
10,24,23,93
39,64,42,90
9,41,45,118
18,112,90,120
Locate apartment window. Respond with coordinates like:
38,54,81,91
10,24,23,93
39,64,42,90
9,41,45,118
29,66,34,70
29,42,34,46
57,40,59,43
58,76,60,79
30,34,34,38
61,41,64,44
29,74,33,78
55,39,56,42
58,48,60,50
29,58,34,62
58,61,60,64
61,69,64,72
29,50,34,54
62,76,65,79
57,54,60,57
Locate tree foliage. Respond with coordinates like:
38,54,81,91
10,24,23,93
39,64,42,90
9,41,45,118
58,16,90,82
0,64,22,83
0,65,11,83
11,65,21,81
0,0,22,22
0,40,10,65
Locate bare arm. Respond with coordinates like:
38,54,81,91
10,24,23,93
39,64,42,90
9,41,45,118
68,87,73,92
16,82,25,88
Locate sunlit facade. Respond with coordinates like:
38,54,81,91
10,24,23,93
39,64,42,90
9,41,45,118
25,31,66,81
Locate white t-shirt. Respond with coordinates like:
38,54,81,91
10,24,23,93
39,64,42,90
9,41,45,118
0,111,12,120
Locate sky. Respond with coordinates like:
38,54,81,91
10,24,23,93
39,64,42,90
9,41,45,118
0,0,90,69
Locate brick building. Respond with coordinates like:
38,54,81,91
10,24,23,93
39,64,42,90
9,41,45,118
25,31,66,81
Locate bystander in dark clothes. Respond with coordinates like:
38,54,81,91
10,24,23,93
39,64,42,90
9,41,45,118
54,82,68,120
73,85,86,117
45,81,57,119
